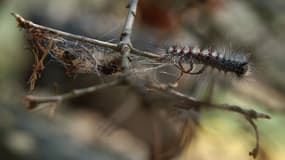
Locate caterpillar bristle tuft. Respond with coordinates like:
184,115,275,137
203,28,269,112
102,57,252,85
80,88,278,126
163,45,251,78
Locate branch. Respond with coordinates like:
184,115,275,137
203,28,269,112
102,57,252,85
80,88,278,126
11,12,162,62
120,0,138,45
148,83,270,158
119,0,139,71
23,79,122,110
149,83,270,119
130,46,161,59
11,12,118,50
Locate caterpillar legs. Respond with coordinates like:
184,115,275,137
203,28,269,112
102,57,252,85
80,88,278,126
172,58,207,85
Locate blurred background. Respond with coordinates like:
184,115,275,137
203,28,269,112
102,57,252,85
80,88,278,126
0,0,285,159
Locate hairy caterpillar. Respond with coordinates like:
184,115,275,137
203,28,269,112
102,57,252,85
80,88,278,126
163,45,250,78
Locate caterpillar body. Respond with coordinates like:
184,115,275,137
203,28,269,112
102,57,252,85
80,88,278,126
164,46,250,78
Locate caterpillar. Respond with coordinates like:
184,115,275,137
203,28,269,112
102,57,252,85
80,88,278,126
163,45,250,78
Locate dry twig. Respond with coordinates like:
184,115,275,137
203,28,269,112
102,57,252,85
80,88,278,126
148,83,270,158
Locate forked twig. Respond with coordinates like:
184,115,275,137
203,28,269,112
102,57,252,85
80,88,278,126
11,12,161,60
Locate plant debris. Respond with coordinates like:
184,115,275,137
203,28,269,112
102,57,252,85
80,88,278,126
12,12,123,90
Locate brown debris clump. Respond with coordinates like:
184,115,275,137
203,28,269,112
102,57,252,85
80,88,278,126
12,13,123,90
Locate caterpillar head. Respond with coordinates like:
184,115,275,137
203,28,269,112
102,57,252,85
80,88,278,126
235,62,250,78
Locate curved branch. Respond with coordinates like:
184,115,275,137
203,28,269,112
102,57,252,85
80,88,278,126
148,83,270,158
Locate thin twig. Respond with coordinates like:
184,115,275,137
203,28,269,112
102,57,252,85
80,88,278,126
131,46,161,59
119,0,139,71
149,83,270,119
11,12,118,50
148,83,270,158
247,117,260,158
23,79,122,110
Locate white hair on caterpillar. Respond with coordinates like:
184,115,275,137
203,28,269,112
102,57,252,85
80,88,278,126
163,45,251,78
